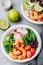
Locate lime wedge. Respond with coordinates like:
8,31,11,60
0,19,9,30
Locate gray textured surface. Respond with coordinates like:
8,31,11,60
0,0,43,65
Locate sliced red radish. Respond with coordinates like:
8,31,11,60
17,28,22,33
21,28,28,35
14,32,21,40
17,28,28,36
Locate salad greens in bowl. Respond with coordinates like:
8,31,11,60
1,24,42,63
21,0,43,24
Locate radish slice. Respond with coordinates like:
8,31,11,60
14,32,21,40
17,28,22,33
21,28,28,35
17,28,28,36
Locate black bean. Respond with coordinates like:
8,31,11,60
35,44,38,48
32,45,36,48
36,0,41,2
30,0,35,2
29,40,38,50
35,42,38,45
39,0,43,6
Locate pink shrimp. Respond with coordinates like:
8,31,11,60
34,11,39,21
38,14,43,21
9,52,18,59
17,47,26,60
29,10,37,20
13,49,21,56
9,30,14,34
13,38,24,46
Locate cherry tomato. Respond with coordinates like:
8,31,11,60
27,51,32,58
25,46,31,51
31,48,36,55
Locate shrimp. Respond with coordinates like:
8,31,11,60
13,38,24,46
13,49,21,56
39,14,43,19
9,30,14,34
9,52,18,59
16,38,24,43
15,43,21,48
34,11,39,21
38,14,43,21
13,38,25,48
21,43,25,48
18,47,26,60
29,10,37,20
29,10,43,21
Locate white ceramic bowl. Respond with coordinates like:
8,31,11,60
1,24,42,63
1,0,11,10
21,5,43,24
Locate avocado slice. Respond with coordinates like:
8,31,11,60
34,3,43,12
23,0,35,9
26,0,35,6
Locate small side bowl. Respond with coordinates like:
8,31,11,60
1,0,11,10
1,24,42,63
21,5,43,24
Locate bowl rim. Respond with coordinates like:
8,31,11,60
21,5,43,24
1,24,42,63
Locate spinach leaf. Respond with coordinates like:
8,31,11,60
22,28,36,45
26,28,36,41
22,36,28,45
5,45,13,53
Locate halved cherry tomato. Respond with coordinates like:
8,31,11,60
25,46,31,51
27,51,32,58
31,48,36,55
